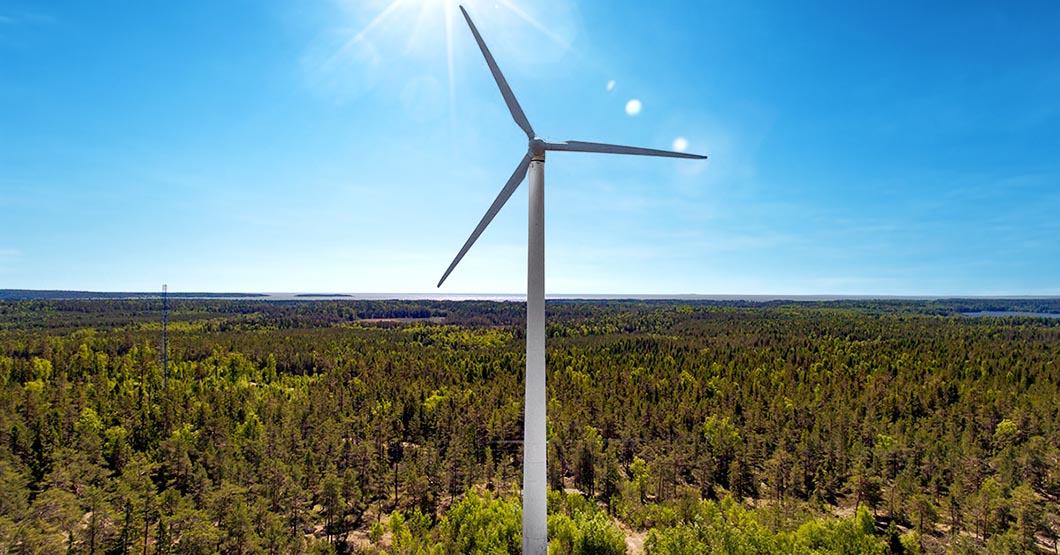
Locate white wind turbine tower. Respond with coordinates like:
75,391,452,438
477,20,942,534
438,6,706,554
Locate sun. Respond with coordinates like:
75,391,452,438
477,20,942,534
318,0,572,122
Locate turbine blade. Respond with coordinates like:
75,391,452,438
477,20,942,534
459,5,535,139
545,140,707,159
438,154,532,287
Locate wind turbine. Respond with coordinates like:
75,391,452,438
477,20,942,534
437,6,706,554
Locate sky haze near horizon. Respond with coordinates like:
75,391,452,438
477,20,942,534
2,1,1059,295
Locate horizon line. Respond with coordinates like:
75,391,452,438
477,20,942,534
3,289,1060,302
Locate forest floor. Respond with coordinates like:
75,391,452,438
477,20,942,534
614,517,646,554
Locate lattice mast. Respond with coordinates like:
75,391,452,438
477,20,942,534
162,284,168,387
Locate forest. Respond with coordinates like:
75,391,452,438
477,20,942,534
1,297,1058,554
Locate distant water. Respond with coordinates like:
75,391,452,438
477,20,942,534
962,310,1060,319
228,293,962,302
252,293,1013,302
3,289,1060,303
268,293,525,302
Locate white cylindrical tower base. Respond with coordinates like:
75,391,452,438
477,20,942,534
523,158,547,555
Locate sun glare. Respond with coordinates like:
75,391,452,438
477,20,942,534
317,0,575,120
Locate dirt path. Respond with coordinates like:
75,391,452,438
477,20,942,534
614,517,646,554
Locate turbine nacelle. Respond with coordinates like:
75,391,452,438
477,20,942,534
529,138,547,160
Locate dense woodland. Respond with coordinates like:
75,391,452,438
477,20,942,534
1,298,1059,554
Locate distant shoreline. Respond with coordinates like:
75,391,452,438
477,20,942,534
2,289,1059,302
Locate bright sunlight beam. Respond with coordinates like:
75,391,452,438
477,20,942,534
318,0,575,122
444,0,456,129
496,0,571,49
321,0,406,73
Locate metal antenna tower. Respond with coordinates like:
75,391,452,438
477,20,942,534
162,284,168,387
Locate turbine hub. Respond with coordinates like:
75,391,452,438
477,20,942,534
529,138,546,161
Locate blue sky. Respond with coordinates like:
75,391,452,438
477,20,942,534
2,1,1058,295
